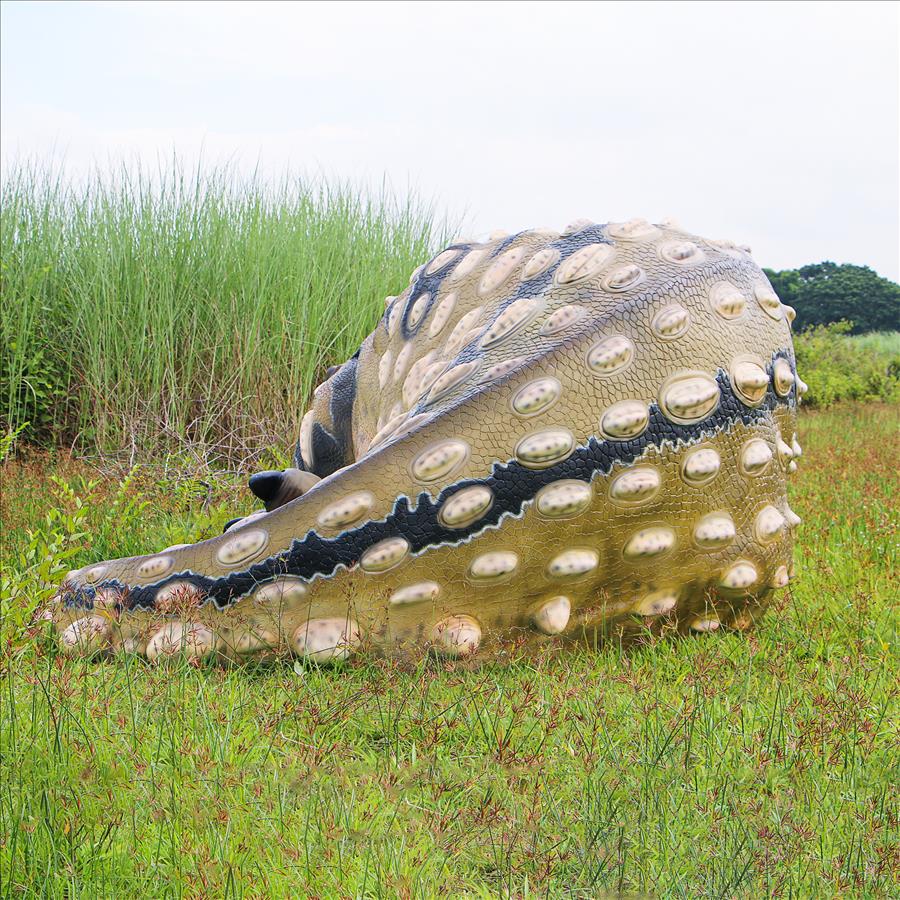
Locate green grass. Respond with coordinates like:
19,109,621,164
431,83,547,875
0,161,451,461
1,403,897,897
847,331,900,355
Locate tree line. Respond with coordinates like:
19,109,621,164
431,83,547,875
763,262,899,334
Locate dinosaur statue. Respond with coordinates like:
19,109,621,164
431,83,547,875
49,219,804,662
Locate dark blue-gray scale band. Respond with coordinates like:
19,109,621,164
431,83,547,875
63,352,796,613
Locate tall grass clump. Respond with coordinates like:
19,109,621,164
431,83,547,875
793,323,900,408
0,161,452,461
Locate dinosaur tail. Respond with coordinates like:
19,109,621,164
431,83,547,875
49,431,438,663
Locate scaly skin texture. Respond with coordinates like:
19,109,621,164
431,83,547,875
50,218,805,662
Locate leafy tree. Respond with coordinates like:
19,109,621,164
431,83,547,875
763,262,900,334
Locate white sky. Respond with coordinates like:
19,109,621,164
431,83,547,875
2,0,898,279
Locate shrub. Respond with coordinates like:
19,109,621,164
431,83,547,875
792,323,900,407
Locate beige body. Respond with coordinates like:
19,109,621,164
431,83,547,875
51,218,803,662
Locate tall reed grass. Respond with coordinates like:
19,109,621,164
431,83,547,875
0,161,452,461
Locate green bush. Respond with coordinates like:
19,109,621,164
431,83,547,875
793,323,900,407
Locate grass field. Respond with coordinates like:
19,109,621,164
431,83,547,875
1,402,897,897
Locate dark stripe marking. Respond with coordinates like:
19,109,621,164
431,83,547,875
65,356,795,613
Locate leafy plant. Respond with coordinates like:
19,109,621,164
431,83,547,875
0,421,28,462
0,488,90,653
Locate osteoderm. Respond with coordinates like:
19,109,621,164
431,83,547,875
50,219,804,663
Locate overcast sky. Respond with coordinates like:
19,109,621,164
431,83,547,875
2,0,898,279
